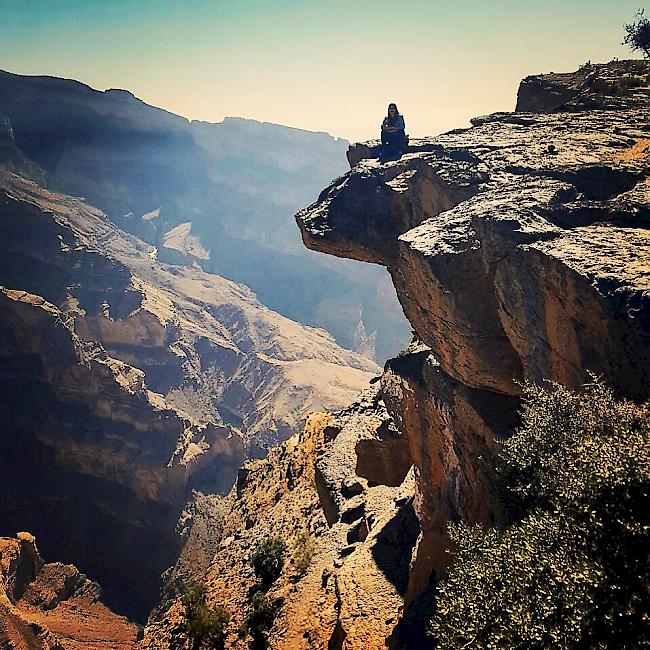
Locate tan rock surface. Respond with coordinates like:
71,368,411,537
0,172,379,450
296,60,650,616
141,389,419,649
0,533,138,650
0,170,377,619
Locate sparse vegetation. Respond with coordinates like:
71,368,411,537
621,75,645,89
429,380,650,648
239,535,287,648
243,591,285,650
292,528,315,575
623,8,650,58
251,536,286,588
181,582,230,650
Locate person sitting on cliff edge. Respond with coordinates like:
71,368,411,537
378,103,408,162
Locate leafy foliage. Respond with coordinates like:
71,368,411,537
243,591,285,650
181,582,230,650
429,381,650,649
623,8,650,58
251,536,286,588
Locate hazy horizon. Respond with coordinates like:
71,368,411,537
1,0,644,142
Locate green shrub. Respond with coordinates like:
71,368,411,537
621,76,644,89
429,381,650,648
623,9,650,58
251,536,286,588
244,591,284,650
181,582,230,650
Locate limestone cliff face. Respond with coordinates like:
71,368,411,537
516,59,650,113
0,70,410,361
0,168,378,620
0,272,243,620
0,532,138,650
297,59,649,613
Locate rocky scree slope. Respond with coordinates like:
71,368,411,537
297,59,649,612
0,70,410,360
141,387,421,650
0,128,377,620
0,532,138,650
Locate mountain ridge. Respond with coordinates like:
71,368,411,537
0,68,411,361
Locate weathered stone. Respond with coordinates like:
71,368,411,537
378,350,520,603
516,59,650,113
298,61,650,401
0,533,138,650
296,60,650,621
0,171,378,619
141,400,417,650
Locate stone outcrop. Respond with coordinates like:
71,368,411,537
297,59,650,622
2,59,648,648
0,532,138,650
516,59,650,113
141,388,423,649
0,274,243,620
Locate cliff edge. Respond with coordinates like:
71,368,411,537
297,58,649,619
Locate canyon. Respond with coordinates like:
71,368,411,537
142,59,648,648
0,59,648,648
0,108,379,623
0,70,410,362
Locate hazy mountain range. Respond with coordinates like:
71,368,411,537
0,69,410,361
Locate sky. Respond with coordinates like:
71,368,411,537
0,0,644,141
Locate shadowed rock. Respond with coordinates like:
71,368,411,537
296,60,650,614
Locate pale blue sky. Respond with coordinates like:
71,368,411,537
0,1,643,140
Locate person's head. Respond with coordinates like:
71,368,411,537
387,103,400,118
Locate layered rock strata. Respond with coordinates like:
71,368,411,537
297,59,650,608
0,532,138,650
0,168,377,619
0,70,410,361
141,388,422,649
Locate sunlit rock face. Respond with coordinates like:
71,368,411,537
0,532,139,650
141,390,422,650
297,59,650,609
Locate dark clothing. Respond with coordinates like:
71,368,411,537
379,114,407,161
382,114,405,133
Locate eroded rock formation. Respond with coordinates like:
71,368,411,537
141,388,420,649
0,70,410,361
2,59,648,648
297,59,649,618
0,532,138,650
0,164,377,618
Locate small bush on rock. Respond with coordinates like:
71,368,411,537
293,529,315,576
429,380,650,648
244,591,285,650
251,536,286,588
181,582,230,650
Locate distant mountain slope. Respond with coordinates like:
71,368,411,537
0,70,410,360
0,160,378,619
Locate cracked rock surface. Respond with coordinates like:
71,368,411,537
297,59,649,612
141,392,418,650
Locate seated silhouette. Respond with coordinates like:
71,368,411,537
378,103,408,162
